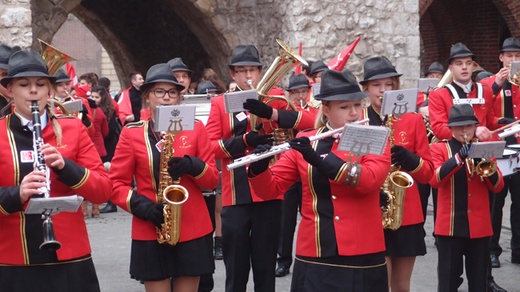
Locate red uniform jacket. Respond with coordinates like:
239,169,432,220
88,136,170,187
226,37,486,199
481,76,520,144
117,87,132,123
205,90,314,207
362,107,433,226
250,127,390,257
109,120,218,242
430,140,504,238
429,82,499,140
0,114,111,265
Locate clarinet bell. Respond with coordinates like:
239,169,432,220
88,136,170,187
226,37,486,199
40,216,62,252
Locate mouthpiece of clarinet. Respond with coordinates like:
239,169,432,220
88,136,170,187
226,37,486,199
247,80,253,85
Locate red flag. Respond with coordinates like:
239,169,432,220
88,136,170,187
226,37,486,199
295,42,303,74
327,36,361,71
66,62,78,87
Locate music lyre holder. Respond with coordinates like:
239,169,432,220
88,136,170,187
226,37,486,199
25,195,84,252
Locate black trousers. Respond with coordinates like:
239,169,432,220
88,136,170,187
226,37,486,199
222,200,281,292
277,181,302,268
490,172,520,260
417,182,437,237
437,236,489,292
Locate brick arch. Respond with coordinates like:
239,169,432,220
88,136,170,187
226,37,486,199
31,0,233,88
419,0,515,75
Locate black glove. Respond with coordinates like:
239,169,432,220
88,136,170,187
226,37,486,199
243,99,273,119
87,98,97,109
167,155,204,180
244,130,273,148
289,137,322,167
248,144,273,177
458,143,471,160
391,145,421,172
79,104,91,128
498,117,516,125
130,193,164,228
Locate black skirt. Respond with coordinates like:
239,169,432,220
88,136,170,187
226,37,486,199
290,253,388,292
0,256,100,292
384,223,427,257
130,232,214,281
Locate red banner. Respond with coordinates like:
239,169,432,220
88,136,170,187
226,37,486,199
327,36,361,71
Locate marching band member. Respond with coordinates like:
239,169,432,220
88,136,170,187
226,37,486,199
205,44,281,292
428,43,500,141
0,44,19,117
109,63,219,292
360,56,433,292
168,57,192,97
430,104,504,292
480,37,520,273
247,68,390,292
0,50,112,291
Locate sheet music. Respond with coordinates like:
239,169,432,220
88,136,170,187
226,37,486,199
337,124,389,155
25,195,84,215
224,89,258,113
312,83,321,96
469,141,506,159
417,78,438,93
154,105,196,132
381,88,419,116
62,100,83,113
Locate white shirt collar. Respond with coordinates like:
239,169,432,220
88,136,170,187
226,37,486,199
15,110,49,131
453,80,472,93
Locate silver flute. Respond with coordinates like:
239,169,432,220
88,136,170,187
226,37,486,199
227,118,369,170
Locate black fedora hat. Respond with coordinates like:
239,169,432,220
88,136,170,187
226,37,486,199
447,104,480,127
360,56,402,85
315,69,367,101
447,42,476,64
196,81,219,94
54,68,71,84
427,62,444,74
167,57,192,74
0,50,57,87
0,44,21,70
500,37,520,52
228,45,262,67
140,63,185,93
309,60,328,77
286,74,310,91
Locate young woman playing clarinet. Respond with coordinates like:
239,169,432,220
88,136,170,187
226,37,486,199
360,56,433,292
109,63,219,292
0,50,112,291
247,69,390,292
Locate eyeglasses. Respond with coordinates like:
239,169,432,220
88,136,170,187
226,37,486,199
153,88,178,98
234,68,259,75
290,89,309,96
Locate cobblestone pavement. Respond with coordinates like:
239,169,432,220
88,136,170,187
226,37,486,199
86,197,520,291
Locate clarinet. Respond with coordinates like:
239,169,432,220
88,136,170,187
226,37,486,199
31,101,61,251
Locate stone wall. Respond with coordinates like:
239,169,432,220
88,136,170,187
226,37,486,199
0,0,32,48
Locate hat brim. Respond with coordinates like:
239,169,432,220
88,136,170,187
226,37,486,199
171,68,193,74
228,61,263,67
500,48,520,53
140,79,185,93
315,91,368,101
0,64,8,70
0,72,57,87
359,72,402,85
287,84,311,91
55,78,71,84
447,120,480,127
447,54,476,64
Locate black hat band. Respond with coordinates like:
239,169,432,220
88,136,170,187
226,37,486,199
171,65,189,71
448,115,479,124
363,67,398,81
319,84,361,98
149,73,179,83
501,45,520,51
231,55,260,64
9,63,49,77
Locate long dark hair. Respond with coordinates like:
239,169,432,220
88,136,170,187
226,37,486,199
91,85,114,121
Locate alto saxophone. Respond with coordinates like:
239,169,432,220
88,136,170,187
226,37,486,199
381,114,414,230
156,119,189,246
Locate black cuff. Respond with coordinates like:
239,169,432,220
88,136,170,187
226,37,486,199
438,156,460,180
129,191,155,221
187,155,206,177
486,170,500,186
492,83,501,96
55,158,87,189
277,110,299,129
401,152,421,172
0,186,24,213
320,152,347,181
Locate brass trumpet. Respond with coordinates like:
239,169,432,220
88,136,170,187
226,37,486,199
463,134,497,178
508,61,520,86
